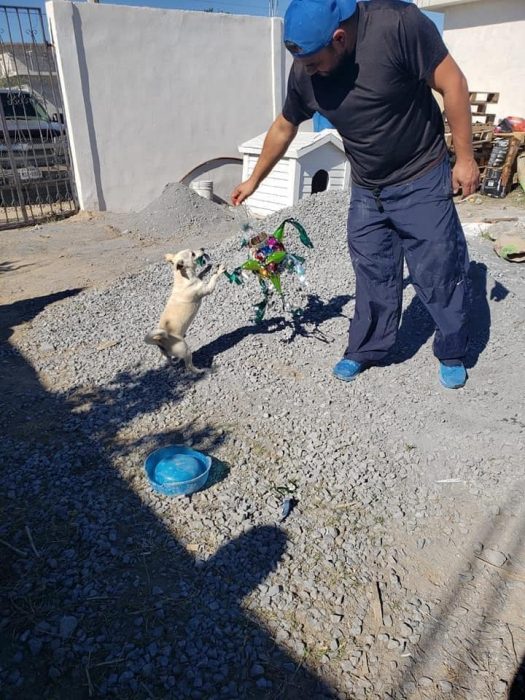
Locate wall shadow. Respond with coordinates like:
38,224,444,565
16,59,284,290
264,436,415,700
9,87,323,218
0,291,336,698
465,260,509,369
510,655,525,699
71,4,106,210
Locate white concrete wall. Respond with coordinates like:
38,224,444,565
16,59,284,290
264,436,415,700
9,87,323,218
416,0,482,9
440,0,525,121
46,2,286,212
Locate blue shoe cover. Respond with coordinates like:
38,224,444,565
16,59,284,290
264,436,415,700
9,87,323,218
333,359,363,382
439,362,467,389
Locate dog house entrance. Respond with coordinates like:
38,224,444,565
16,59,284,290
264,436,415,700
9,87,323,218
311,169,329,194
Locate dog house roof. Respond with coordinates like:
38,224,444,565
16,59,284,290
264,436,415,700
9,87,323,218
239,128,345,159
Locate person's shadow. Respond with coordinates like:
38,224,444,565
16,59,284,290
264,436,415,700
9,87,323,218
386,262,508,367
465,260,508,368
510,655,525,699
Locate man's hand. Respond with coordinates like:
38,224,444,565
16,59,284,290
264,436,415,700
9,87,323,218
452,157,480,197
230,114,298,206
231,178,257,206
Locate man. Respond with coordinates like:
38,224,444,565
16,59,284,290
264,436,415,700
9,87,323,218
231,0,479,389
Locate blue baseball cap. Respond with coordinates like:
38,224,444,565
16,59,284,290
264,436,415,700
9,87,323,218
284,0,357,57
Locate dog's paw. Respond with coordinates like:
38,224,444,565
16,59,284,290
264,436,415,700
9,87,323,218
188,366,208,376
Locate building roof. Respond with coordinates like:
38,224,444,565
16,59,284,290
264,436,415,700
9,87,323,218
239,129,345,159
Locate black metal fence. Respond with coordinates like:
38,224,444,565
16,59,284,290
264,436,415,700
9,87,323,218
0,5,77,229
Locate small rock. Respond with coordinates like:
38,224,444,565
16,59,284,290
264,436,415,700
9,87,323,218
59,615,78,639
480,549,507,568
28,638,43,656
458,572,474,582
494,679,507,694
438,680,453,693
418,676,433,687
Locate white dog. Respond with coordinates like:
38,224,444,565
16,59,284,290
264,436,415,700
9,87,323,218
145,248,225,374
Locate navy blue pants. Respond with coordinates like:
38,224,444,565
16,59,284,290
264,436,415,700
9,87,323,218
345,158,470,363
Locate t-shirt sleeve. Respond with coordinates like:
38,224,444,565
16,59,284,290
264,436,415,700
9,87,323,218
399,5,449,81
282,65,315,125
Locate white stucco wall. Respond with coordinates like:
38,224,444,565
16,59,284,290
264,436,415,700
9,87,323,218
46,2,286,212
416,0,481,9
439,0,525,121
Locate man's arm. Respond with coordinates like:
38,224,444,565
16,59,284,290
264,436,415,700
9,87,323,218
231,114,298,206
428,54,479,197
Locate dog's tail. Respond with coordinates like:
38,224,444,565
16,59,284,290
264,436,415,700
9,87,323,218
144,328,168,346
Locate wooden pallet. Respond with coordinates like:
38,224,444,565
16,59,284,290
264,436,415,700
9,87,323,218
470,91,499,106
445,124,494,149
473,114,497,125
472,124,494,142
469,91,499,126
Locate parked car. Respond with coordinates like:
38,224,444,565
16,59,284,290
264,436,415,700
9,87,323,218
0,88,67,187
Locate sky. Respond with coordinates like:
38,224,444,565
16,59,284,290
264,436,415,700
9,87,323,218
4,1,443,33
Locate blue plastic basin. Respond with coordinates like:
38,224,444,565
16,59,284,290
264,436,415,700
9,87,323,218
144,445,212,497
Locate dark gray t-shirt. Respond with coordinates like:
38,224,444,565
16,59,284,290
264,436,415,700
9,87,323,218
282,0,448,188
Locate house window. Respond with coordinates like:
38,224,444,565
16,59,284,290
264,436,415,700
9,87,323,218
311,169,329,194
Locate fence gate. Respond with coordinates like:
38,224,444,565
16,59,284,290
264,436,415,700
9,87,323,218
0,5,77,230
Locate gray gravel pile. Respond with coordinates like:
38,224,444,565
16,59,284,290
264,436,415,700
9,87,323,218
2,189,524,699
110,182,240,244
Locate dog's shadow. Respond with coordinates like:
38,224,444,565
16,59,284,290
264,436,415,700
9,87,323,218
193,293,353,369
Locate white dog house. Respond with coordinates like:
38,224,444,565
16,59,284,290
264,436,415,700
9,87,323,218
239,129,350,216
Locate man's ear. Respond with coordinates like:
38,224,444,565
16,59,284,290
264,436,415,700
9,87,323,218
332,28,346,51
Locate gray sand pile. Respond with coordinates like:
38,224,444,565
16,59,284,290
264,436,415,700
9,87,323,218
113,182,241,245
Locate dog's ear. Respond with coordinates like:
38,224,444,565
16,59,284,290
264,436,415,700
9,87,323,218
165,254,175,264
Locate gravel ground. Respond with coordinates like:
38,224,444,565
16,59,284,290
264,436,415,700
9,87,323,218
1,189,525,700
